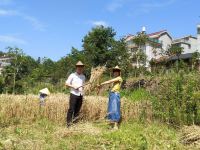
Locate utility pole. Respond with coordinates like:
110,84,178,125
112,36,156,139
6,72,15,94
13,72,16,94
12,54,17,94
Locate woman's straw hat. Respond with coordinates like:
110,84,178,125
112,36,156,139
39,88,50,95
113,65,121,72
76,61,84,66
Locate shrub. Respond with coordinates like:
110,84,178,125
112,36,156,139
151,71,200,126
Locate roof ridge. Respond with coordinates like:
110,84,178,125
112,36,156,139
148,30,167,36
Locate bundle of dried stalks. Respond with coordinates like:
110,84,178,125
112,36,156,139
0,94,152,125
180,125,200,148
84,66,106,95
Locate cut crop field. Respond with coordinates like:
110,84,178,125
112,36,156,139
0,94,197,150
0,94,152,125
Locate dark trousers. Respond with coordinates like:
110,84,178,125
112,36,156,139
67,93,83,125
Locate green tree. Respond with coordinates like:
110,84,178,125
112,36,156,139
0,51,6,57
107,39,131,76
82,26,116,67
82,25,131,76
191,51,200,70
166,45,184,72
3,47,38,94
166,45,184,57
132,32,148,68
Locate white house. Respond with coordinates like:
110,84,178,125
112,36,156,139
172,35,198,54
125,25,200,68
0,56,12,74
197,25,200,52
125,28,172,67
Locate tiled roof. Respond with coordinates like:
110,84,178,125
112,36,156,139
168,53,193,61
148,30,167,37
153,53,194,64
124,34,135,41
173,35,197,42
172,41,191,46
125,29,171,42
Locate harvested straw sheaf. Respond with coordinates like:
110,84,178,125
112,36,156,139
84,66,106,95
0,94,152,125
180,125,200,148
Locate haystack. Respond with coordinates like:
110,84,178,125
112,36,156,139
84,66,106,95
180,125,200,148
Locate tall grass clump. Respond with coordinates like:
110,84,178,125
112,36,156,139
151,71,200,127
121,88,151,102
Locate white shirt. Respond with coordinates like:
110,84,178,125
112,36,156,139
66,72,86,96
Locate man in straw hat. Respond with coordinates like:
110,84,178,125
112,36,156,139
39,88,50,106
98,66,123,130
65,61,86,127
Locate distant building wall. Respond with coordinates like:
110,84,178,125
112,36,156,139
181,43,191,53
197,25,200,52
172,36,198,54
0,57,12,74
159,33,172,51
189,37,198,52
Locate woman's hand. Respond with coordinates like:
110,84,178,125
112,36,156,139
97,84,102,89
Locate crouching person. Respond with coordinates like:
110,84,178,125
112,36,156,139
39,88,50,106
65,61,86,127
98,66,123,130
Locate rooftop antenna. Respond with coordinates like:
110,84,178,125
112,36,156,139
197,16,200,34
142,26,146,33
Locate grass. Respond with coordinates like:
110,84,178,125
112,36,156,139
121,88,151,102
0,119,186,150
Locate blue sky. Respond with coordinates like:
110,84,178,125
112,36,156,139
0,0,199,60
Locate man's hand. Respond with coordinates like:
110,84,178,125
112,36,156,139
72,85,80,90
66,83,79,90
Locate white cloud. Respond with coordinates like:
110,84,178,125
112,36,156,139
106,0,123,12
126,0,177,16
140,0,177,12
0,9,46,31
0,35,27,45
0,0,13,5
91,21,108,27
106,0,136,12
0,9,16,16
23,15,46,31
106,0,177,16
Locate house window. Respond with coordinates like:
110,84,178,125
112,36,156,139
160,40,163,46
127,40,133,45
198,27,200,34
131,48,137,53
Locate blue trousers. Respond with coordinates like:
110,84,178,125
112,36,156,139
39,93,47,106
107,92,121,122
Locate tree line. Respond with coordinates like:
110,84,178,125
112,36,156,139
0,26,132,94
1,26,200,94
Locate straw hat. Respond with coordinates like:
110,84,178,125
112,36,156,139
39,88,50,95
113,65,121,72
76,61,84,66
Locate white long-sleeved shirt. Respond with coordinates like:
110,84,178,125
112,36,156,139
66,72,86,96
